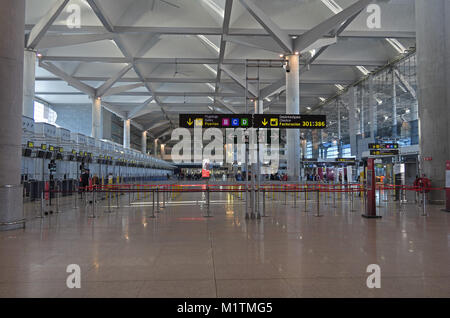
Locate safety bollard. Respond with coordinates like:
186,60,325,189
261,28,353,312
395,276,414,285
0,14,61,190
315,189,322,217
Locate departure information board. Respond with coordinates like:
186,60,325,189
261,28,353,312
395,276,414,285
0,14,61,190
253,115,326,129
370,150,399,156
368,143,399,150
179,114,252,128
179,114,326,129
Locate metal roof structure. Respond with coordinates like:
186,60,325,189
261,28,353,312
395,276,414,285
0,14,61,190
27,0,416,144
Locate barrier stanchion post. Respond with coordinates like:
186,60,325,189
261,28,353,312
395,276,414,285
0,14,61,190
315,189,322,217
284,185,287,205
56,184,60,213
421,190,427,217
156,187,160,213
128,185,131,206
262,189,266,217
73,183,78,209
304,187,308,212
89,188,96,218
38,190,44,218
293,186,297,208
148,189,156,218
204,185,212,217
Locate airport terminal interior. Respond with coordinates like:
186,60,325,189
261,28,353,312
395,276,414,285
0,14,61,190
0,0,449,298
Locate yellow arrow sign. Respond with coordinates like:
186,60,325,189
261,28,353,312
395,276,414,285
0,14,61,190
187,118,193,126
262,118,268,126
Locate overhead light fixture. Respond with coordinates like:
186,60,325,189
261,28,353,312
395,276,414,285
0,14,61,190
36,53,43,58
384,115,389,121
206,83,215,91
405,109,410,114
202,0,224,18
335,84,345,91
356,66,370,76
264,97,271,102
386,38,407,54
295,51,299,55
321,0,343,14
197,35,220,53
376,97,383,105
319,97,326,102
306,106,312,110
279,54,284,58
208,96,214,102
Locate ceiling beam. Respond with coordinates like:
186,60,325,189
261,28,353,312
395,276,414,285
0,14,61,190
238,0,293,53
220,65,258,97
38,61,95,96
36,33,114,50
294,0,372,52
96,64,133,97
25,25,417,39
103,83,144,97
26,0,70,49
86,0,115,32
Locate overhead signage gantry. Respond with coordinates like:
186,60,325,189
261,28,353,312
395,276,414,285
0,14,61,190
179,114,326,129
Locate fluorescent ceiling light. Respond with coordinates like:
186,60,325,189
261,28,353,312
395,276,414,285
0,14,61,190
356,66,370,76
206,83,215,91
335,84,345,90
203,64,217,75
306,106,312,110
202,0,225,18
197,35,220,53
208,96,214,102
264,97,271,102
309,49,316,58
208,106,214,111
376,97,383,105
405,109,410,114
319,97,326,102
386,38,407,54
321,0,343,14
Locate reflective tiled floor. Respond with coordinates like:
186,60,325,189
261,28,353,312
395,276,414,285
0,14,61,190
1,187,449,298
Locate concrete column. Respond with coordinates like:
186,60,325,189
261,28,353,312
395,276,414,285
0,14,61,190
141,131,147,154
0,0,26,231
360,86,365,138
368,77,377,141
91,97,102,139
123,119,130,148
391,70,397,138
160,144,165,159
415,0,450,203
286,54,300,181
349,87,358,156
337,100,342,157
23,50,35,118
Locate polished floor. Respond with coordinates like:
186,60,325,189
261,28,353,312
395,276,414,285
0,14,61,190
1,185,449,298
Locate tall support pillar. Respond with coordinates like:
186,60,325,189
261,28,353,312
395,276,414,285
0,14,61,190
92,97,102,139
391,69,398,138
349,87,358,156
369,77,377,141
415,0,450,203
154,139,158,157
23,50,36,118
286,54,300,181
141,131,147,154
337,99,342,157
123,119,130,149
0,0,26,231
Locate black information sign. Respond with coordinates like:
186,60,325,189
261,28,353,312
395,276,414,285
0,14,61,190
179,114,326,129
253,114,326,129
336,158,356,163
368,143,399,150
179,114,252,128
370,149,399,156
